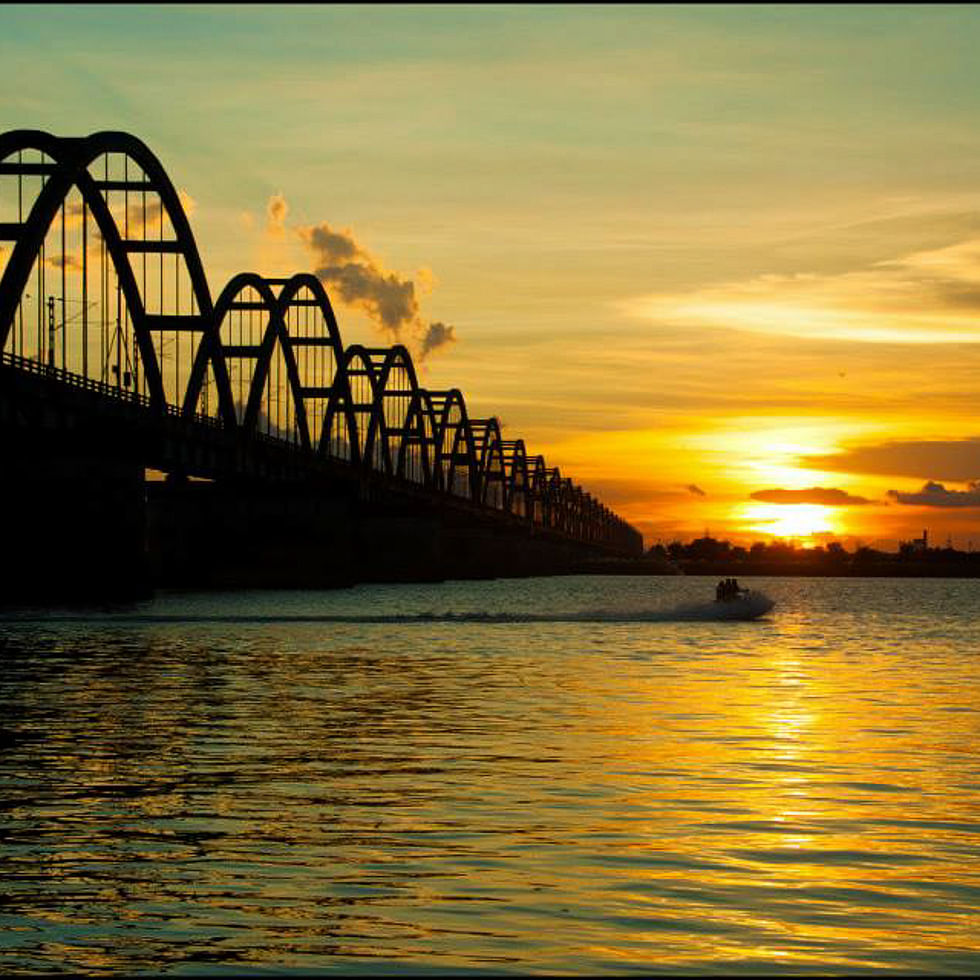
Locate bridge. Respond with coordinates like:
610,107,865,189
0,130,642,599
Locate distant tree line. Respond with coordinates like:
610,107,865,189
645,537,980,577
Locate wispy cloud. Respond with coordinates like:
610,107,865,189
622,236,980,344
803,438,980,482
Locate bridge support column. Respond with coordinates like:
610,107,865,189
441,519,600,580
147,478,361,589
0,435,148,602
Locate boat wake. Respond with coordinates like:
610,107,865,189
4,593,775,626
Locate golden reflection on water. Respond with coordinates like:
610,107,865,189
2,578,980,973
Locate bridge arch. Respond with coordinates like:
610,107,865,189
0,130,233,423
208,272,276,429
469,417,506,509
500,439,531,518
325,345,380,468
436,389,479,500
543,467,566,531
528,454,549,525
394,387,440,487
361,345,423,480
273,274,345,453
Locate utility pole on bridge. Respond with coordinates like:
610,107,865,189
47,295,55,369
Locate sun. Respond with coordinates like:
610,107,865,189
739,502,837,542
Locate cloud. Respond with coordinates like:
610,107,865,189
567,476,722,509
127,199,163,232
750,487,872,506
178,189,196,219
46,253,81,270
65,201,86,225
686,484,706,496
297,215,458,360
420,321,456,358
805,438,980,481
93,188,196,236
301,221,418,336
622,235,980,344
886,480,980,508
267,193,289,235
318,255,417,335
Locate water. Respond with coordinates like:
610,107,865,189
2,575,979,975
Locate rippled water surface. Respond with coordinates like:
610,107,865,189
2,576,980,974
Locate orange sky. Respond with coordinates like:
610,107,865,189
4,5,980,550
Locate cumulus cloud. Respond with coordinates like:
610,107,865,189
750,487,872,506
296,212,458,359
686,484,706,496
302,222,416,334
887,480,980,508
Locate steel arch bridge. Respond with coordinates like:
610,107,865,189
0,129,641,564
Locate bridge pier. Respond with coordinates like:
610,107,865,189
147,478,360,590
0,434,148,602
0,455,623,602
144,478,610,592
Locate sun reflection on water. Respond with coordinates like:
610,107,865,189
2,577,980,973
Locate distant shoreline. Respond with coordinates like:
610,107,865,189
676,563,980,579
574,557,980,578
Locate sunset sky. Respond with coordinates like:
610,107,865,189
5,4,980,548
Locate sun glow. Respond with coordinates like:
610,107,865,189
738,502,838,541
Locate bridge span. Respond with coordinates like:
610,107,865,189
0,130,642,599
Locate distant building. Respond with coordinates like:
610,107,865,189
900,529,929,553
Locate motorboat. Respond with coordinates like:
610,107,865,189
713,588,775,620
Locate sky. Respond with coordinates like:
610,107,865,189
4,3,980,549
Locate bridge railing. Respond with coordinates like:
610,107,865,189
0,348,224,432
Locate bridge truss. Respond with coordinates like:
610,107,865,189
0,130,640,554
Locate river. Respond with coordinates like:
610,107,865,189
2,575,979,974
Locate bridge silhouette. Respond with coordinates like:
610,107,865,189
0,130,642,598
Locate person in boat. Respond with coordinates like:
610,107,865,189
717,578,747,601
